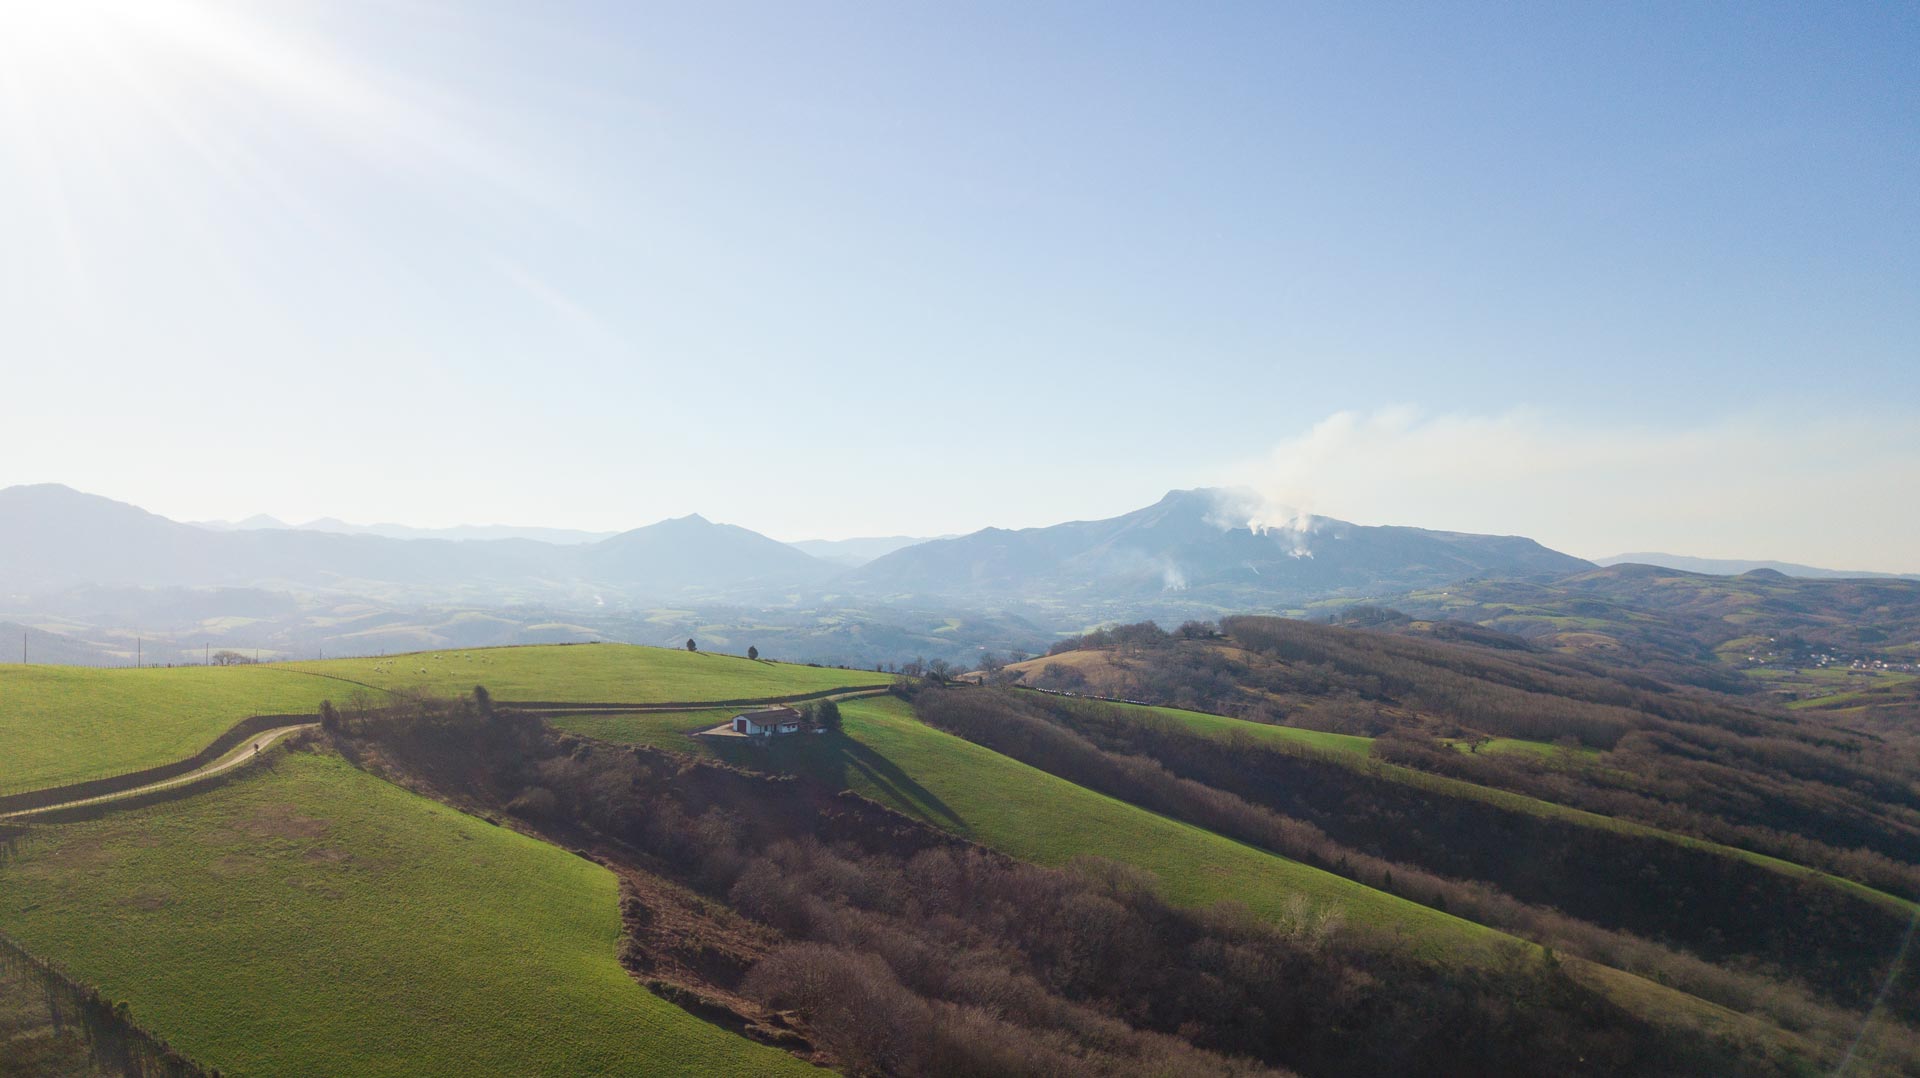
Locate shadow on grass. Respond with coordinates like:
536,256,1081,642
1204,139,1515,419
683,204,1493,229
838,735,966,830
713,731,965,831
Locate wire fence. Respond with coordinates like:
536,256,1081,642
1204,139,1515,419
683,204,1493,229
0,929,213,1077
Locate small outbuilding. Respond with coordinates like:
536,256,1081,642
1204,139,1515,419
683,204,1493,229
730,706,803,737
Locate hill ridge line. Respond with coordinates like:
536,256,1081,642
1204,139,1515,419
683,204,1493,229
0,684,895,813
1024,687,1919,915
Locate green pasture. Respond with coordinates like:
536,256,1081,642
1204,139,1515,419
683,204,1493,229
575,693,1500,959
1069,696,1583,762
1,645,889,795
1112,700,1376,758
549,708,738,751
283,643,887,703
0,665,351,794
0,751,809,1077
1088,697,1914,916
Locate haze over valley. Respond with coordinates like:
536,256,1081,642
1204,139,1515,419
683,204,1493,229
4,2,1918,1076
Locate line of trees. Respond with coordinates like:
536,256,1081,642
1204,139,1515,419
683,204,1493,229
332,691,1798,1076
1027,617,1920,892
972,689,1920,1031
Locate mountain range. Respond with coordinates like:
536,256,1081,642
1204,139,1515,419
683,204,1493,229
191,513,935,566
838,489,1591,610
1596,552,1920,581
194,514,621,545
2,483,1592,610
9,482,1919,672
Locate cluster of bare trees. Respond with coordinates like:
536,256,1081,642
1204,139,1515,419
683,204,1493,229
1027,616,1920,899
335,689,1781,1077
1006,691,1918,1033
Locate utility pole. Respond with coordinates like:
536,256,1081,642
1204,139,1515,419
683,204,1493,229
205,642,209,666
137,638,142,668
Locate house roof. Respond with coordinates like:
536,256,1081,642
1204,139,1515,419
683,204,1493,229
735,706,801,722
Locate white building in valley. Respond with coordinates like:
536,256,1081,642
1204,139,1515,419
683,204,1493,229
729,706,803,737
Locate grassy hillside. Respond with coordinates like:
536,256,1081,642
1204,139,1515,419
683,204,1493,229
0,665,346,794
6,636,1892,1072
0,750,810,1077
560,696,1494,949
847,697,1496,938
579,693,1498,957
550,707,738,747
1,644,887,795
283,642,886,702
1079,695,1912,914
562,694,1842,1065
566,692,1874,949
1014,620,1920,897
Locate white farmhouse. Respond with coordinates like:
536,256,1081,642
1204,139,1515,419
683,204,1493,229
730,706,804,737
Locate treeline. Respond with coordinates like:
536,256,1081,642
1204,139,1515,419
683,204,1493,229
1012,690,1918,1022
1371,730,1920,900
1028,617,1920,887
914,685,1920,1047
334,694,1263,1075
336,692,1786,1077
0,931,212,1078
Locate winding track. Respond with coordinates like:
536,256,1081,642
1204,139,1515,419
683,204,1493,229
0,684,894,821
1,723,319,820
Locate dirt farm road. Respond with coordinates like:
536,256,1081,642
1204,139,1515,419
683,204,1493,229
0,723,318,821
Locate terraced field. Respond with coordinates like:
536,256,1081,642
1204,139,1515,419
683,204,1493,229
0,750,811,1077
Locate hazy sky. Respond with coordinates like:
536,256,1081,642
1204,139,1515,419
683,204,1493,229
2,2,1916,568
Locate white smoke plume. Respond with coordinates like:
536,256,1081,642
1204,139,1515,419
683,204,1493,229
1203,488,1318,557
1215,406,1920,572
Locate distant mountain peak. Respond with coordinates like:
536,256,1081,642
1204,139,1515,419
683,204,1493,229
1596,552,1916,581
841,490,1588,605
3,482,123,505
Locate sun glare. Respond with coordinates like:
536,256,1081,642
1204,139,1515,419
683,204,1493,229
0,0,235,128
1,0,152,74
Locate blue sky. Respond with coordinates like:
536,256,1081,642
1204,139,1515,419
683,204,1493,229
1,2,1915,567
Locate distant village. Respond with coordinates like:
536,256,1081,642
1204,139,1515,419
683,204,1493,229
1740,639,1918,675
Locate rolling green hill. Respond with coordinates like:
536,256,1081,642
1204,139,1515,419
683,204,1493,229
831,697,1495,950
0,665,346,794
558,696,1494,949
1,644,888,795
0,750,810,1077
1010,619,1920,896
282,642,886,703
7,636,1904,1073
1081,696,1909,913
558,692,1826,1068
